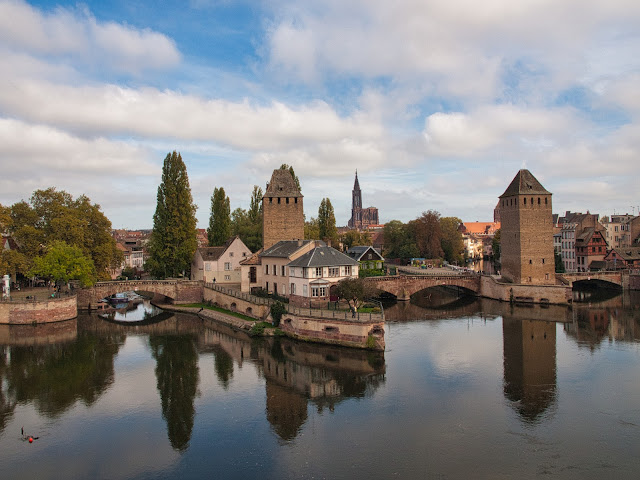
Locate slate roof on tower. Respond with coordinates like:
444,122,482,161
499,169,551,198
264,169,303,198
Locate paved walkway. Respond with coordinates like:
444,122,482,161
2,286,73,302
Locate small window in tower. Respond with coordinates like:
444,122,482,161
545,198,548,205
269,197,273,204
538,197,541,205
531,197,533,205
524,198,527,205
286,197,290,204
278,197,281,204
295,198,298,204
542,258,545,264
529,259,532,264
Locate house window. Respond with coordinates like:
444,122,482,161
312,286,327,297
205,263,211,271
282,284,286,294
273,265,277,276
329,267,339,277
303,284,308,296
291,283,296,294
344,266,352,276
265,265,269,275
224,275,231,281
282,265,286,276
224,262,231,270
315,267,323,277
229,252,234,257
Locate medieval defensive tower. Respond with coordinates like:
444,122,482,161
498,169,555,284
262,168,304,249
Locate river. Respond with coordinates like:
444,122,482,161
0,288,639,479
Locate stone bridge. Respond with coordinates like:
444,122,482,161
557,271,625,289
365,274,481,300
77,279,203,310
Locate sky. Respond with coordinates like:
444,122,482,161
1,0,639,229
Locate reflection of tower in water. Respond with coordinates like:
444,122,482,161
502,317,557,424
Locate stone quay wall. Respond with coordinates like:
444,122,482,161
204,286,270,320
280,314,385,350
0,296,78,324
480,276,572,305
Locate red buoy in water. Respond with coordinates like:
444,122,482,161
29,436,33,443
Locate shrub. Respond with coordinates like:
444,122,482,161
270,301,287,327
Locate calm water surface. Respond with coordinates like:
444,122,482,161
1,289,639,479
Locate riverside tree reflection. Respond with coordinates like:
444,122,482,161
149,333,200,452
0,325,123,432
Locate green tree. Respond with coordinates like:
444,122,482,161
340,229,372,250
280,164,301,192
318,198,339,246
439,217,465,264
492,229,501,267
411,210,443,259
0,203,10,231
304,216,320,240
555,250,565,273
333,277,378,310
229,186,262,252
7,191,121,280
208,187,231,246
29,240,96,287
383,220,418,259
147,151,198,278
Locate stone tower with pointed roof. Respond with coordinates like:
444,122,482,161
262,168,304,249
499,169,555,284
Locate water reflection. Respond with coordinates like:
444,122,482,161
565,291,640,348
100,298,164,323
149,332,200,452
503,317,557,424
0,319,123,433
199,319,386,441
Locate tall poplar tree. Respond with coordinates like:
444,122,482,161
147,151,198,278
208,187,231,246
318,198,339,246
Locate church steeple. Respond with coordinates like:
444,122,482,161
352,170,361,209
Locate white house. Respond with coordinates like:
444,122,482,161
288,245,359,307
191,236,252,284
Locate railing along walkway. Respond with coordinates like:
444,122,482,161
205,283,384,323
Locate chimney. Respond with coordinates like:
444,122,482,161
297,239,302,247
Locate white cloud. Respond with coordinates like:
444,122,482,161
0,79,383,151
423,105,581,157
265,0,640,100
0,0,181,74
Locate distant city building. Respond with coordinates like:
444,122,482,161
498,169,555,284
459,222,500,260
557,211,603,273
347,171,379,230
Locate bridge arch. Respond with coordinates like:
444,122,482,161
365,275,481,301
77,280,203,309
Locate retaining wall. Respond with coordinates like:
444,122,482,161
480,276,572,305
0,296,78,324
